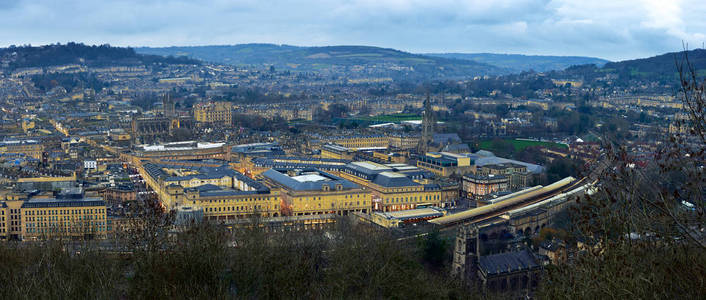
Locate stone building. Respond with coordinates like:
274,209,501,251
452,225,542,297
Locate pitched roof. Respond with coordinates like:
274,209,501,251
432,133,461,145
478,250,540,276
372,172,420,188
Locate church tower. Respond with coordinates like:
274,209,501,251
418,93,434,153
162,93,175,118
452,224,480,282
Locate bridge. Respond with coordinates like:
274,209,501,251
429,176,593,228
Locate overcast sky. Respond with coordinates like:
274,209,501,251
1,0,705,61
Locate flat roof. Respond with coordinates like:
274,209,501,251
322,144,350,152
350,161,391,171
379,171,406,178
291,174,329,183
391,165,417,171
439,152,467,158
377,207,445,221
262,168,359,191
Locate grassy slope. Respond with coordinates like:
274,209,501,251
479,138,568,152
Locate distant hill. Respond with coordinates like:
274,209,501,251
136,44,506,79
425,53,610,73
599,49,706,80
552,48,706,87
0,43,199,70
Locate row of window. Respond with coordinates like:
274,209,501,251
418,159,457,168
205,204,275,213
25,226,106,234
384,195,438,204
25,221,105,228
294,201,366,209
296,194,365,202
204,197,272,203
24,208,105,216
25,215,104,222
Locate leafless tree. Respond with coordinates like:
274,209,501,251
539,47,706,298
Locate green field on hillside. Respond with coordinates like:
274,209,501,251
479,138,568,152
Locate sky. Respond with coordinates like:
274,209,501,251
0,0,705,61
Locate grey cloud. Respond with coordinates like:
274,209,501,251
0,0,704,60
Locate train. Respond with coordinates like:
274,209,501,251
429,176,577,226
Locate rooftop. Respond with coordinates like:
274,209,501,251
351,161,391,171
291,174,329,183
372,172,420,188
377,207,446,221
140,141,225,152
262,168,359,191
143,163,268,192
322,144,351,152
478,250,540,276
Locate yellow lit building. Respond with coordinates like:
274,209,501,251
320,144,356,160
261,168,371,216
372,151,407,164
551,79,583,88
21,119,35,133
339,161,452,211
0,189,107,241
141,161,372,220
462,174,509,200
316,134,420,151
194,101,233,125
236,156,349,178
476,163,531,191
417,152,475,177
321,135,389,149
109,128,131,141
388,134,421,149
140,162,280,219
0,140,44,159
174,184,280,220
